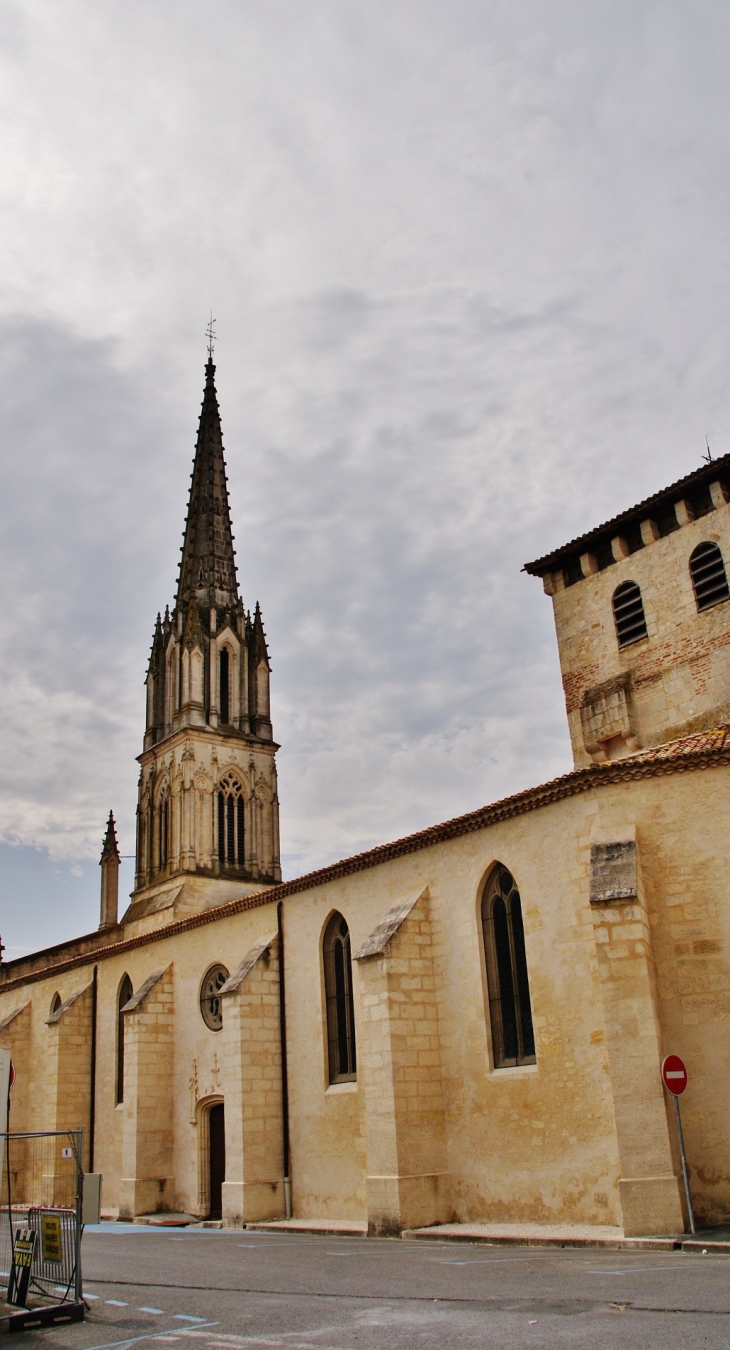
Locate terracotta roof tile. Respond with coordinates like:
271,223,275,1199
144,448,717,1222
2,725,729,991
523,453,730,575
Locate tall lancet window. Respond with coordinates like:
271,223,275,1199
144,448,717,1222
158,785,170,872
219,647,230,724
482,863,535,1068
217,772,245,868
323,912,357,1083
116,974,133,1105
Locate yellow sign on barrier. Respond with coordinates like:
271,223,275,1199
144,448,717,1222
41,1213,63,1263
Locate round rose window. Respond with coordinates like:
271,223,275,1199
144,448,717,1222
199,964,229,1031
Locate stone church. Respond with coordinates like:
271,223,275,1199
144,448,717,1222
2,358,730,1238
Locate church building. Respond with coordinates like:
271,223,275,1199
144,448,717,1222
2,358,730,1239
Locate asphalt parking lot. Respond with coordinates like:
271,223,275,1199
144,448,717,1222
14,1224,730,1350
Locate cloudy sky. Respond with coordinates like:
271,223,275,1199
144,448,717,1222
2,1,730,955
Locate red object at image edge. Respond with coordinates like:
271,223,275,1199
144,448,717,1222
661,1053,688,1095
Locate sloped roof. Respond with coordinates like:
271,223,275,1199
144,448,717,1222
2,725,729,992
524,453,730,576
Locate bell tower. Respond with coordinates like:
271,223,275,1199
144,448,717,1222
128,354,281,921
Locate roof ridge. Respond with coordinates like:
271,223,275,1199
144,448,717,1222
524,452,730,575
3,724,729,991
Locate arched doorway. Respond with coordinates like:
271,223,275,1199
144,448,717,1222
208,1102,225,1220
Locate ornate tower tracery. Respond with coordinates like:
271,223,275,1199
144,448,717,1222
131,356,281,917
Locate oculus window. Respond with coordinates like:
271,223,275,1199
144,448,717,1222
200,964,230,1032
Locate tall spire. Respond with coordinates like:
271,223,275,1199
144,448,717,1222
176,358,238,611
99,810,120,930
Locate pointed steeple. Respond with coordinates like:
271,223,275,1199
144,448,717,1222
99,810,120,929
100,810,120,863
251,601,270,668
176,358,238,612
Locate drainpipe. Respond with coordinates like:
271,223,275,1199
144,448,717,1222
89,964,98,1172
277,901,291,1219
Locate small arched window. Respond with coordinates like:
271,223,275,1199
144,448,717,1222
50,992,62,1016
323,913,357,1083
219,647,230,724
482,864,535,1068
690,541,730,612
612,581,648,648
116,974,133,1104
217,773,245,868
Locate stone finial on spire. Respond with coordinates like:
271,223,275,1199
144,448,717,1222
100,810,120,863
99,810,120,929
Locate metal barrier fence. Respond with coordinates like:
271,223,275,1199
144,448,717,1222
1,1129,83,1310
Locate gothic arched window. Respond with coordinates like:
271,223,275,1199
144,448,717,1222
219,647,230,724
612,581,648,648
323,912,357,1083
158,785,170,872
217,773,245,868
482,864,535,1069
50,992,62,1016
116,974,133,1104
690,541,730,612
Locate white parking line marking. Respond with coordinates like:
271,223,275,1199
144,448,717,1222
106,1299,130,1306
588,1267,682,1275
81,1322,219,1350
174,1315,207,1322
139,1307,165,1314
436,1256,539,1265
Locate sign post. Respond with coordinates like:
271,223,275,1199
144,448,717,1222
661,1054,695,1234
0,1049,11,1192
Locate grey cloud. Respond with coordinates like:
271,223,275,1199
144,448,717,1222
2,4,730,947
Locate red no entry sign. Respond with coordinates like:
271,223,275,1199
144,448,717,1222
661,1054,688,1095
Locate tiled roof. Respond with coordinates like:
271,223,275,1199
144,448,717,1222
2,725,729,991
523,453,730,575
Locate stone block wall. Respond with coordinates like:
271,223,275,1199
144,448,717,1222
220,932,285,1224
548,497,730,765
119,966,174,1217
588,831,684,1235
355,888,452,1234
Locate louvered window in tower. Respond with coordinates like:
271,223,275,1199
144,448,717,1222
482,864,535,1068
217,773,245,868
690,542,730,612
612,581,648,648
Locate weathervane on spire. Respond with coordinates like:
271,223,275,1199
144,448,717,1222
206,313,217,360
